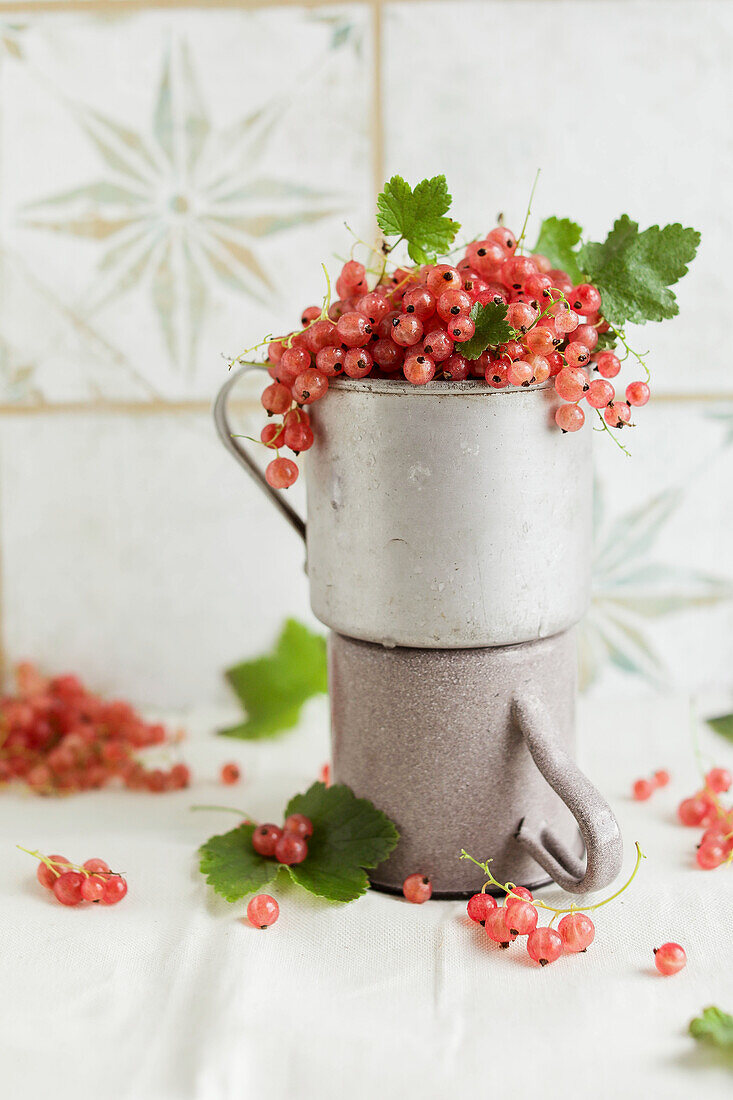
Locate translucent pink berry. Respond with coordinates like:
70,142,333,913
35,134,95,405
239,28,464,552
653,769,670,788
678,797,709,827
53,871,85,906
585,379,615,409
485,908,517,947
283,813,313,839
101,875,128,905
403,352,436,386
557,912,595,953
504,886,533,910
570,284,602,315
633,778,654,801
506,360,533,387
626,381,650,407
503,900,538,936
247,894,279,929
696,841,726,870
526,927,563,966
36,855,70,890
653,942,686,975
564,341,591,367
555,404,585,433
595,351,621,379
604,402,631,428
555,367,589,402
80,875,107,903
467,892,498,924
252,824,284,857
706,767,732,794
403,873,432,903
274,834,308,865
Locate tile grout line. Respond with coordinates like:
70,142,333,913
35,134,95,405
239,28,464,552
370,0,385,201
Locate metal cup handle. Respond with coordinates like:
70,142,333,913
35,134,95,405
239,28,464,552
213,365,306,543
512,694,623,894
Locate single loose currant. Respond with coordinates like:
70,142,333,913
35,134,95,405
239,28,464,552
403,873,432,903
653,943,686,975
221,762,241,786
633,778,655,801
247,894,279,929
706,767,732,794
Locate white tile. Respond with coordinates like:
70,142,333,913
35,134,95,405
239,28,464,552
584,399,733,700
0,399,318,708
0,6,374,402
383,0,733,395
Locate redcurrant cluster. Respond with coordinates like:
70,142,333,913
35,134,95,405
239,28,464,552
0,663,190,795
25,849,128,907
253,228,648,489
677,767,733,871
251,812,313,866
467,883,594,966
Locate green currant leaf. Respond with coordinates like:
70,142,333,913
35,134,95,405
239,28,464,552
578,216,700,327
283,782,400,902
533,216,585,284
221,619,327,740
376,175,460,264
460,301,515,361
198,824,280,903
707,714,733,743
593,331,618,352
689,1006,733,1050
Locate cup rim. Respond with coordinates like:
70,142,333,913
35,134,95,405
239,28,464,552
327,377,554,397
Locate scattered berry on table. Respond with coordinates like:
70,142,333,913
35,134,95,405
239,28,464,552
402,874,432,904
653,943,687,976
633,778,655,801
220,762,241,786
247,894,279,929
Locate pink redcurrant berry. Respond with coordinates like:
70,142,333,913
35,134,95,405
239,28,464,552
252,824,284,857
557,912,595,952
80,875,107,903
653,943,686,975
526,927,563,966
283,813,313,839
706,767,732,794
503,900,538,936
467,892,498,924
485,908,517,947
633,778,654,801
402,873,432,904
274,834,308,866
247,894,279,929
101,875,128,905
555,403,585,432
653,770,670,788
36,855,70,890
696,841,726,870
53,871,85,907
220,762,240,785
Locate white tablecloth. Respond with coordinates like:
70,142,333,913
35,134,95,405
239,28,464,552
2,693,732,1100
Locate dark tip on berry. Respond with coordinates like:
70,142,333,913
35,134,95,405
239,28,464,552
499,942,510,949
365,324,372,333
561,428,568,434
450,306,460,315
479,919,486,926
478,247,486,256
416,356,425,364
492,375,501,383
653,947,659,955
539,958,548,966
573,300,582,310
443,271,452,280
506,238,512,248
406,304,414,313
582,384,589,391
509,927,519,936
512,282,521,290
422,876,430,885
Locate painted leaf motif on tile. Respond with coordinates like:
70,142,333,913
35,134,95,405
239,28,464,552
20,38,342,374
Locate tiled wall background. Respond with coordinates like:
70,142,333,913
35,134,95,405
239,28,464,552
0,0,732,710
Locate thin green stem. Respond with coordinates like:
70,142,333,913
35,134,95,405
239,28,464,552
593,408,632,457
190,804,255,821
516,168,541,253
460,842,646,917
604,322,650,382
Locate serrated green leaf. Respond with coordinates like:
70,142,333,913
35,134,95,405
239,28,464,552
460,301,514,360
198,824,280,902
284,782,400,902
689,1006,733,1051
533,216,585,284
376,174,460,264
707,714,733,743
578,216,700,327
222,619,327,740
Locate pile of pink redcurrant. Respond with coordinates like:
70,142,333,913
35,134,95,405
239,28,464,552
677,767,733,871
26,850,128,907
253,227,648,489
251,813,313,866
0,662,190,795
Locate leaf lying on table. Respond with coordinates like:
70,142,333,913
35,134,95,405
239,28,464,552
221,619,327,740
689,1006,733,1051
198,782,400,904
532,216,585,284
578,216,700,327
460,301,515,360
707,714,733,743
199,824,279,903
376,174,460,265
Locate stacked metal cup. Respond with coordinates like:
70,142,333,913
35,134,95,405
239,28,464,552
215,371,623,897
